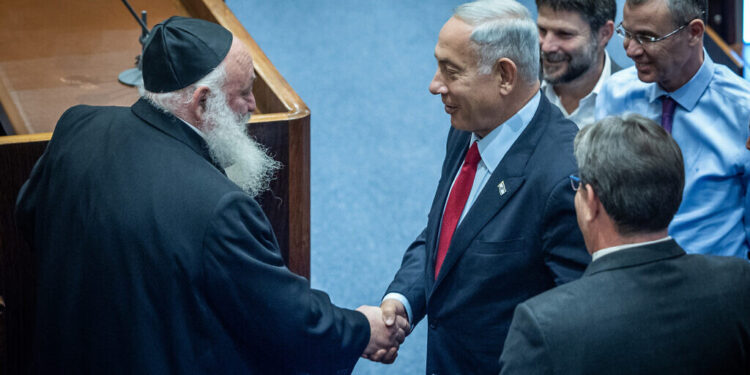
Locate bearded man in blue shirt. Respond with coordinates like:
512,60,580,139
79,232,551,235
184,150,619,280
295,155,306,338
595,0,750,259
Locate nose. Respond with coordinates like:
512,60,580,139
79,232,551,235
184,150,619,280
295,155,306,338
623,37,642,59
539,33,557,53
429,70,447,95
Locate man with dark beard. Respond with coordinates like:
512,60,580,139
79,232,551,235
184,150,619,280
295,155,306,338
15,16,407,374
536,0,619,128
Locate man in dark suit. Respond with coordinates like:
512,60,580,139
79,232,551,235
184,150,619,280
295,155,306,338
536,0,621,128
374,0,590,373
15,16,407,374
499,114,750,374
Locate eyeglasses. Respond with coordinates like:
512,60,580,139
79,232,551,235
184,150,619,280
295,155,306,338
569,174,582,191
616,22,687,45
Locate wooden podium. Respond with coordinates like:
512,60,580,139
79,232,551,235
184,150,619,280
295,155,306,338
0,0,310,373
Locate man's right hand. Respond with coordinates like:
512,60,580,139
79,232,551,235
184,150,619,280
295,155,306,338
381,298,409,330
356,305,408,364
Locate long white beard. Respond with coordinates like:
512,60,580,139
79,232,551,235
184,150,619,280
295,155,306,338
203,90,281,197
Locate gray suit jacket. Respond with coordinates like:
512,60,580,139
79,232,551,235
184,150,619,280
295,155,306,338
499,239,750,375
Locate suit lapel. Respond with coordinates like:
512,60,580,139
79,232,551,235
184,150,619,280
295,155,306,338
583,239,685,277
131,98,225,174
430,96,551,292
426,130,473,282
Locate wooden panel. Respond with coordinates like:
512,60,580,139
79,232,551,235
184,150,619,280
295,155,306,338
707,0,739,45
0,0,311,373
250,116,311,278
0,0,190,134
705,26,744,76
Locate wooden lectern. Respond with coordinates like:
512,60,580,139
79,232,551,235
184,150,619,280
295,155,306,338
0,0,310,373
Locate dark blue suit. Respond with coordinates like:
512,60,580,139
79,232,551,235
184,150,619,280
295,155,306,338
15,99,369,374
386,94,590,374
500,239,750,374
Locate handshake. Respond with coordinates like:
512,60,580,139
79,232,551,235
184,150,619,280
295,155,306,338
356,299,410,364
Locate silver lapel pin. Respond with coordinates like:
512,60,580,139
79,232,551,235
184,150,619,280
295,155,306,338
498,181,507,196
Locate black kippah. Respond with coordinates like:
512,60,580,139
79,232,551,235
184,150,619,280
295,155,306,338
142,16,233,93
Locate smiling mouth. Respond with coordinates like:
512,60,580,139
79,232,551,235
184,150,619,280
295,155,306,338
543,58,566,65
541,52,568,64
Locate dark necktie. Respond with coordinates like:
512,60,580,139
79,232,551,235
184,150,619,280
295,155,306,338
661,96,677,134
435,141,481,279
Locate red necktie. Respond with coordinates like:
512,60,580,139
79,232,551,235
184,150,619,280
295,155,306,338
434,142,481,279
661,96,677,134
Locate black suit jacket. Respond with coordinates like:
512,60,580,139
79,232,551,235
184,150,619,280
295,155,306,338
386,94,590,374
15,99,369,374
499,239,750,375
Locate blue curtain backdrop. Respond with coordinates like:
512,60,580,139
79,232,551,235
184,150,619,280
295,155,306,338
227,1,629,373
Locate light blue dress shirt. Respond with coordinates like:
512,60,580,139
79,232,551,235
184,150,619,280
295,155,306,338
595,52,750,258
384,92,542,322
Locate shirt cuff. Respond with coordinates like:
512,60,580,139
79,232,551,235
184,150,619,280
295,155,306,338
382,292,413,325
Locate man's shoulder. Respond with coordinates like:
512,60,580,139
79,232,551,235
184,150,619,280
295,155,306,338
709,64,750,101
517,275,595,324
682,253,750,280
539,99,578,134
61,103,133,121
532,97,579,160
55,104,132,130
595,67,653,119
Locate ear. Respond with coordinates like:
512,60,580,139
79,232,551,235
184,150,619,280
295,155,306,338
686,19,705,46
597,20,615,49
494,58,517,95
188,86,211,129
579,183,601,224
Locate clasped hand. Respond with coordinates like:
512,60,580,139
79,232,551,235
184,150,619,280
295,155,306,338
356,303,410,364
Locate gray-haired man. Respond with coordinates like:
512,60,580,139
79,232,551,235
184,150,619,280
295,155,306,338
499,114,750,375
596,0,750,259
375,0,590,373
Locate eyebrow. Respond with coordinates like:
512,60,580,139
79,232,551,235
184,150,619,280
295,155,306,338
620,22,656,36
436,57,458,67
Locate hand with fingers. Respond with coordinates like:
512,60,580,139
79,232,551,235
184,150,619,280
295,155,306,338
380,298,409,330
356,305,410,364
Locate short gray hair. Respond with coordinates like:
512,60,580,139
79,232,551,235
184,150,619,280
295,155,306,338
574,114,684,236
139,63,228,114
454,0,539,83
626,0,706,26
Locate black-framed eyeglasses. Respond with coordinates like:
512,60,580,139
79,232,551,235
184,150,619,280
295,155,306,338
569,174,582,191
616,20,690,45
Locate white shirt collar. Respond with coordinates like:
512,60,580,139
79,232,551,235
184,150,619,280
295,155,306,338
177,117,206,140
471,91,541,173
591,236,672,262
590,50,612,96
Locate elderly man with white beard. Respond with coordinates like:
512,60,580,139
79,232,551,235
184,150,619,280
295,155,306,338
15,16,407,375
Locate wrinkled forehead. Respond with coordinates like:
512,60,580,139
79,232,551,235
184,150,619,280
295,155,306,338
435,17,476,59
227,39,254,72
223,39,255,86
